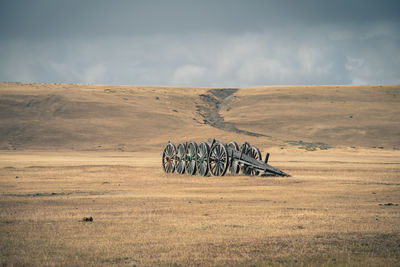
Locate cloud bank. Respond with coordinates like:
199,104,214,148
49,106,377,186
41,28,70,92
0,1,399,87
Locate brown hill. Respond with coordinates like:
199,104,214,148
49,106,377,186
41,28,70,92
0,82,399,151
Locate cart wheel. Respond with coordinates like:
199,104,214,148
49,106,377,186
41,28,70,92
196,142,210,176
162,142,176,173
240,142,251,175
175,142,186,174
243,146,262,176
249,146,262,176
209,142,228,176
185,142,197,175
227,141,239,175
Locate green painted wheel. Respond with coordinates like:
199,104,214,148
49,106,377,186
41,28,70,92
185,142,197,175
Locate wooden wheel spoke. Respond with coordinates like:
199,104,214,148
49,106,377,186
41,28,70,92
164,161,168,171
167,162,173,172
218,163,224,175
211,163,217,171
215,164,220,176
220,151,226,159
210,157,217,162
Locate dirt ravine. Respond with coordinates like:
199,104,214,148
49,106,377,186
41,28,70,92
196,89,268,137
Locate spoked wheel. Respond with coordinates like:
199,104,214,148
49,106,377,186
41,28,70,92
209,142,228,176
196,142,210,176
162,142,176,173
185,142,197,175
240,142,252,175
227,141,239,175
243,146,262,176
249,146,262,176
175,142,186,174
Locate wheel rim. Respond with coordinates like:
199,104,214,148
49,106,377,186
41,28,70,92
249,146,262,161
196,142,210,176
162,142,176,173
227,141,239,174
175,143,186,174
185,142,197,175
209,142,228,176
240,142,251,153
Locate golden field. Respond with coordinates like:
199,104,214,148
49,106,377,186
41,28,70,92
0,82,399,266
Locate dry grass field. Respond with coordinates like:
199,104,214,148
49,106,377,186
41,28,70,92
0,82,399,266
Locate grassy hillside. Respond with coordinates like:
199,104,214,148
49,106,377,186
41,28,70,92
0,82,399,151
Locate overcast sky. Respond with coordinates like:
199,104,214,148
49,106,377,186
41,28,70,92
0,0,399,87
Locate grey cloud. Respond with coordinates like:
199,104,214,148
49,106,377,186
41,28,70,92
1,0,399,38
0,1,399,86
1,24,399,87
